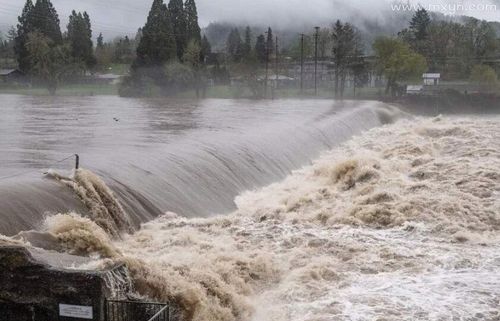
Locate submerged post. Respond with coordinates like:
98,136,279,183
75,154,80,170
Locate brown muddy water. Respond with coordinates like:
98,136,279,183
0,95,499,321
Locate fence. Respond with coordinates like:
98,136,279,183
105,300,172,321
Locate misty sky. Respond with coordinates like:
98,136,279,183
0,0,499,38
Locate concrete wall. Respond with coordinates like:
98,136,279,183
0,246,125,321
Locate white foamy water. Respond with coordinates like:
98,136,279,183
9,114,500,321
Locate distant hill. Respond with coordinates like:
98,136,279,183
203,10,499,55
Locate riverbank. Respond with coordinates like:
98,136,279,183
0,84,383,99
388,92,500,115
0,84,119,96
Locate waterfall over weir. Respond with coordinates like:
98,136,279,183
0,97,400,235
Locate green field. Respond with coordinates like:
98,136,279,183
0,83,118,96
0,82,387,99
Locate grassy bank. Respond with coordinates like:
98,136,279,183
0,83,118,96
175,85,384,100
0,83,385,99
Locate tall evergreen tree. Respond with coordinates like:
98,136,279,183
226,28,242,62
114,36,134,63
134,0,177,68
184,0,201,44
332,20,360,97
399,9,432,63
67,11,95,69
410,9,431,41
168,0,187,60
266,27,274,56
200,34,211,62
14,0,35,72
243,26,252,59
25,30,73,95
135,28,143,44
31,0,63,44
96,33,104,49
15,0,62,73
95,32,106,67
255,34,266,63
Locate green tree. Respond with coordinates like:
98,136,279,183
255,34,266,63
135,28,143,44
266,27,274,56
168,0,187,60
114,36,135,63
184,0,201,45
0,27,16,68
465,18,498,63
25,31,73,94
332,20,361,97
96,33,104,49
470,64,498,88
318,28,331,58
425,21,464,75
31,0,63,44
399,9,431,60
134,0,176,69
373,36,427,96
14,0,35,72
351,51,369,97
286,35,312,60
67,11,95,70
242,26,252,59
409,8,431,41
95,32,112,68
183,39,204,96
200,34,211,63
227,28,242,62
164,60,194,92
15,0,63,73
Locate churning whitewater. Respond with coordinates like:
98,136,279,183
5,114,500,321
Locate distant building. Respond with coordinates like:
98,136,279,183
423,73,440,86
407,85,423,95
285,58,383,89
0,69,26,83
266,74,295,88
94,73,122,85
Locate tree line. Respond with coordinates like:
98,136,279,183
218,9,499,98
120,0,204,96
3,1,499,97
374,9,499,95
8,0,95,94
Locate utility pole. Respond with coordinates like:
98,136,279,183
275,35,279,92
314,26,320,96
300,33,304,94
265,30,269,99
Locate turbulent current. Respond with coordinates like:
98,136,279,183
1,97,499,321
0,97,390,235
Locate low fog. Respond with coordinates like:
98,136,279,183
0,0,498,39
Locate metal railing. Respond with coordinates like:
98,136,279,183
105,300,172,321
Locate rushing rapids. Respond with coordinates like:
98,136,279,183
3,113,499,321
0,98,397,235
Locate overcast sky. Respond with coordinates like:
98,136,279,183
0,0,499,38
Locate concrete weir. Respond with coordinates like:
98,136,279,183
0,246,126,321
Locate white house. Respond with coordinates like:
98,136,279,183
423,73,440,86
